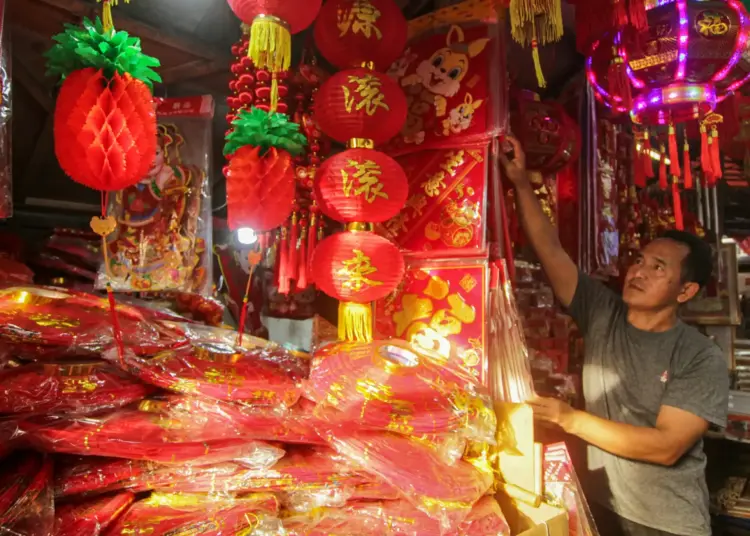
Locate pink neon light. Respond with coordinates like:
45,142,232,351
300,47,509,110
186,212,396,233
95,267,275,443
622,30,647,89
585,38,625,109
675,0,688,80
713,0,750,82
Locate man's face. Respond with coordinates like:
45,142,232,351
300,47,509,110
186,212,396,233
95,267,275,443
622,238,698,310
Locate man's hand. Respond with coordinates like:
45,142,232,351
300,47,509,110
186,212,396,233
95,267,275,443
498,135,529,186
529,396,578,433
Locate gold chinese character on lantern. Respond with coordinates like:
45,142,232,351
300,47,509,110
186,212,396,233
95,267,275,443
338,249,383,292
341,159,388,203
343,75,389,116
696,11,730,37
337,0,383,39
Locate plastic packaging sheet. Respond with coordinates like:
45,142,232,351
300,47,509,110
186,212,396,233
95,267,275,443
321,429,494,533
0,286,186,360
104,492,283,536
0,452,54,536
384,0,507,155
0,361,152,416
17,407,285,466
102,326,309,407
54,491,135,536
97,96,214,295
0,0,11,220
283,496,509,536
304,339,496,442
54,456,156,498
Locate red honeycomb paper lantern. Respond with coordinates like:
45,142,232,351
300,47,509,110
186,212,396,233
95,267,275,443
314,68,407,145
314,149,408,223
314,0,408,71
54,68,157,191
310,231,405,304
226,0,322,33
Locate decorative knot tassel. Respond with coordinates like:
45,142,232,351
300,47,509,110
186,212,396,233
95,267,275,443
248,15,292,108
668,124,681,177
531,23,546,89
307,213,318,285
683,140,693,189
608,48,632,109
710,127,722,181
338,302,373,343
296,224,308,291
287,213,299,282
628,0,648,30
659,145,668,190
278,227,290,295
672,177,684,230
700,124,712,178
643,131,654,178
634,140,646,188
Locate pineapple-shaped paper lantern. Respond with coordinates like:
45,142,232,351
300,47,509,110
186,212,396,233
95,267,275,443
45,17,160,192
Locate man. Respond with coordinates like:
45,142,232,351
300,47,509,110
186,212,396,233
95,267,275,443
499,136,729,536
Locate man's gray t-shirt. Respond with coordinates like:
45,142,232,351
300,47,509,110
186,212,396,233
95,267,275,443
569,272,729,536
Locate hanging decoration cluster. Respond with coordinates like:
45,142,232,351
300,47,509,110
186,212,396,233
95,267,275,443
507,0,564,88
585,0,750,229
310,0,410,343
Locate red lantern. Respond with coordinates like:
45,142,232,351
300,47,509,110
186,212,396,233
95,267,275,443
311,231,404,303
314,149,408,223
510,91,580,174
226,146,295,231
314,68,407,145
314,0,408,71
54,68,157,191
226,0,321,33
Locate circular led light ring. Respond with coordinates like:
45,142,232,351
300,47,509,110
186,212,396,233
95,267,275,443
630,83,717,124
675,0,689,81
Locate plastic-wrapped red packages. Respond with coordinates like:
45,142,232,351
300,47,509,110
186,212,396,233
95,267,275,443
284,496,509,535
0,453,54,536
305,339,495,441
0,362,151,416
322,429,493,532
105,492,282,535
0,286,185,359
55,457,153,498
20,408,285,466
54,491,134,536
103,331,308,407
0,258,33,286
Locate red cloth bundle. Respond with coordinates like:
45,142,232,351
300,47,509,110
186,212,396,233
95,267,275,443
0,362,151,415
54,491,134,536
105,492,281,535
20,408,285,466
284,497,509,535
324,430,494,532
54,457,155,498
0,453,54,535
105,332,309,407
0,286,185,359
305,340,495,441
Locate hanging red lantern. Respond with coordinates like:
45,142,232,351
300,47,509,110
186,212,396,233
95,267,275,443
510,90,580,174
226,0,322,108
224,107,308,232
314,149,408,223
311,230,405,341
313,0,408,72
314,68,407,145
46,17,160,191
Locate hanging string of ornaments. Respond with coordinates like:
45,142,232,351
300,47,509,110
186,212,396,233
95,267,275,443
45,0,160,360
310,0,410,343
585,0,750,230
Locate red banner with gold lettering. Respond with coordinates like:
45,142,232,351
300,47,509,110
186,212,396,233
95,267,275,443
380,147,487,257
375,257,488,383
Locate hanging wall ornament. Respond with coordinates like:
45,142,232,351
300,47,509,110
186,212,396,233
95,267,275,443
508,0,564,88
226,0,322,108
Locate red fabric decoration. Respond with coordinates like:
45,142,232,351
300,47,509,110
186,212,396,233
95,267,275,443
226,146,296,232
672,178,684,230
683,140,693,189
314,0,408,71
226,0,321,33
658,147,667,190
310,231,404,303
634,141,646,188
54,68,157,192
700,124,713,180
642,131,654,178
607,49,632,110
314,149,408,223
710,128,722,181
314,68,407,145
668,125,681,177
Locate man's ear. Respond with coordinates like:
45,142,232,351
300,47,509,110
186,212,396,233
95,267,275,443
677,282,701,304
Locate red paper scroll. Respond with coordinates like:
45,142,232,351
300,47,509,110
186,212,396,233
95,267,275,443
375,257,488,382
381,147,487,257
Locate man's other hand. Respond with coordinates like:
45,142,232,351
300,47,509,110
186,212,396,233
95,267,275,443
529,396,578,433
498,135,529,186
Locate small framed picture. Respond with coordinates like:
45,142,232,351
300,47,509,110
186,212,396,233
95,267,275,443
682,242,741,326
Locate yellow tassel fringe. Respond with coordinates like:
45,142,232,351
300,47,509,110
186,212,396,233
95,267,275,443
338,302,373,343
248,15,291,112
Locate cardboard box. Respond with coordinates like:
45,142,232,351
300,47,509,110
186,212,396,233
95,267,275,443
498,490,569,536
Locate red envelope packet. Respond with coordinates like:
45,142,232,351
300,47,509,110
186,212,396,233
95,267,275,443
380,147,487,257
375,257,488,383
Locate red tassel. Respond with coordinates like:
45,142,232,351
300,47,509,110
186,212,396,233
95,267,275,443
278,226,290,295
683,140,693,189
613,0,628,27
287,213,299,282
307,213,318,285
643,131,654,178
710,127,722,181
700,123,713,178
672,178,684,230
608,49,632,109
634,142,646,188
668,124,680,177
628,0,648,30
659,145,668,190
296,222,308,291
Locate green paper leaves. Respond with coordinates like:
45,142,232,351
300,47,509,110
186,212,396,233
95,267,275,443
45,17,161,90
225,108,308,157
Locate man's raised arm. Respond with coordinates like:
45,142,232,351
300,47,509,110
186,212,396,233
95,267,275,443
499,136,578,307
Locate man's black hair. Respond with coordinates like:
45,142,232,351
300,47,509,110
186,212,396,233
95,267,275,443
660,230,713,288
